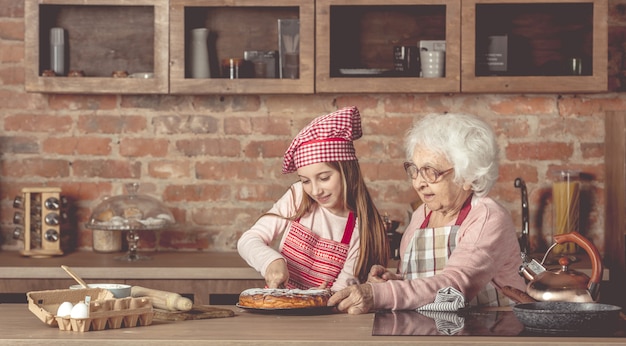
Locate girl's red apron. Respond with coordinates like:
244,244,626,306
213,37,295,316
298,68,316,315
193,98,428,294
280,212,355,289
401,196,512,307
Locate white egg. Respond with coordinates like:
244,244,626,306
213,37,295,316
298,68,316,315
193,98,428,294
56,301,73,317
70,301,89,319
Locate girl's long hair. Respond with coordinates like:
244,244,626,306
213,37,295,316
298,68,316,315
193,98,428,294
281,160,389,283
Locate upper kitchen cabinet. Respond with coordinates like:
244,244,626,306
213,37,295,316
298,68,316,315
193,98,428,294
461,0,608,93
315,0,461,93
169,0,314,94
24,0,169,94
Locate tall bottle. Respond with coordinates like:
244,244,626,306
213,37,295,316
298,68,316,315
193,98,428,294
190,28,210,78
50,27,66,76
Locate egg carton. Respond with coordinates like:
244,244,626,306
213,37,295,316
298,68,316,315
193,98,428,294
27,288,154,332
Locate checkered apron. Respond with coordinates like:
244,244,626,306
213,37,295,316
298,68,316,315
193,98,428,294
280,212,355,289
401,197,512,307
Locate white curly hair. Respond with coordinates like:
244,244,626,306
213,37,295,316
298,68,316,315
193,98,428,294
404,113,499,197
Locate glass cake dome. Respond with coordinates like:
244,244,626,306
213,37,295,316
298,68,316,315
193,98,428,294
85,183,175,261
85,183,175,231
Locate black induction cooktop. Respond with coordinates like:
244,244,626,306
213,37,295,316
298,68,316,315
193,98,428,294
372,309,626,337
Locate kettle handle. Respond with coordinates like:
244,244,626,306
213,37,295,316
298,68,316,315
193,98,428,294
553,231,603,287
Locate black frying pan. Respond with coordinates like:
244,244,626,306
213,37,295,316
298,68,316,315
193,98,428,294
512,301,622,333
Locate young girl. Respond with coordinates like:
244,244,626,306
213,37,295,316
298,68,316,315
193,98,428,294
237,106,388,292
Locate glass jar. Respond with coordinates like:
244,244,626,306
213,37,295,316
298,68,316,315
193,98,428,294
92,229,122,253
552,170,580,255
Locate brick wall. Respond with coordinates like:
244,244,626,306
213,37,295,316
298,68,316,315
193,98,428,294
1,0,626,255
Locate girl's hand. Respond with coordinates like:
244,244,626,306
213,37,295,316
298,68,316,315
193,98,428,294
265,258,289,288
367,264,400,283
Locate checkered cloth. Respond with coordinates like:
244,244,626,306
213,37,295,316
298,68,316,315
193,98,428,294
282,106,362,174
417,286,466,312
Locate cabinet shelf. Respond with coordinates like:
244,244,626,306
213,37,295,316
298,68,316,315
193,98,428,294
315,0,461,93
169,0,314,94
23,0,607,95
24,0,169,94
461,0,607,93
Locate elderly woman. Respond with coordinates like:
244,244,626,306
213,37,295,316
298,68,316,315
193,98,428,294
328,113,526,314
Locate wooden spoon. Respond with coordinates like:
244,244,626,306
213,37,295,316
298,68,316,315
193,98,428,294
61,265,89,288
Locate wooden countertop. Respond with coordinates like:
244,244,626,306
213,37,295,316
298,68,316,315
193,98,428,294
0,304,623,345
0,251,263,280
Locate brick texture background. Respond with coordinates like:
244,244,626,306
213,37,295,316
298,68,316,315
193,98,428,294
1,1,626,256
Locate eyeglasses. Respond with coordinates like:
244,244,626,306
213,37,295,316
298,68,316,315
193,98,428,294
403,162,454,184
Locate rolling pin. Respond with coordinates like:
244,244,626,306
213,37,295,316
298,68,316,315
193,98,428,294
131,286,193,312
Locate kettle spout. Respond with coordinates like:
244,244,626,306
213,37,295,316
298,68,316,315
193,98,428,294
514,177,530,256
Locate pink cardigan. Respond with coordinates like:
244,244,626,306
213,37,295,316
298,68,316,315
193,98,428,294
371,195,526,310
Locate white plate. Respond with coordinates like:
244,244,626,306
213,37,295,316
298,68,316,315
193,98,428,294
339,68,389,75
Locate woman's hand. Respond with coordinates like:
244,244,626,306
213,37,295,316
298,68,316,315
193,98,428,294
327,284,374,315
367,264,401,283
265,258,289,288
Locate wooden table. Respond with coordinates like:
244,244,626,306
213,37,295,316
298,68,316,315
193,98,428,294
0,304,624,345
0,251,265,305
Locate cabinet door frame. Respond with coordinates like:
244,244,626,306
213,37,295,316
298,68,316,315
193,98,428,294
24,0,170,94
169,0,315,95
315,0,461,94
461,0,608,93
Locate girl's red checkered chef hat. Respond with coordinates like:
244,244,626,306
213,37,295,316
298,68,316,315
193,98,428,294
282,106,362,174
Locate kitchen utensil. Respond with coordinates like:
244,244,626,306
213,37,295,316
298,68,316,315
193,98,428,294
512,301,622,333
61,265,88,288
519,231,602,303
514,177,530,257
131,285,192,312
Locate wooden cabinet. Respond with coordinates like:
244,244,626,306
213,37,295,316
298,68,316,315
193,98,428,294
315,0,461,93
169,0,314,94
24,0,607,94
24,0,170,94
461,0,608,93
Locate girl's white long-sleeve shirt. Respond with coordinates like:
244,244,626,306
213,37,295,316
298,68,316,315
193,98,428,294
237,182,360,291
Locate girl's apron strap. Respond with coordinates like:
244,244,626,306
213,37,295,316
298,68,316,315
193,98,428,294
340,211,356,244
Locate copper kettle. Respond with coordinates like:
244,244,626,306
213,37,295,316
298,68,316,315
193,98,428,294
519,231,602,303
